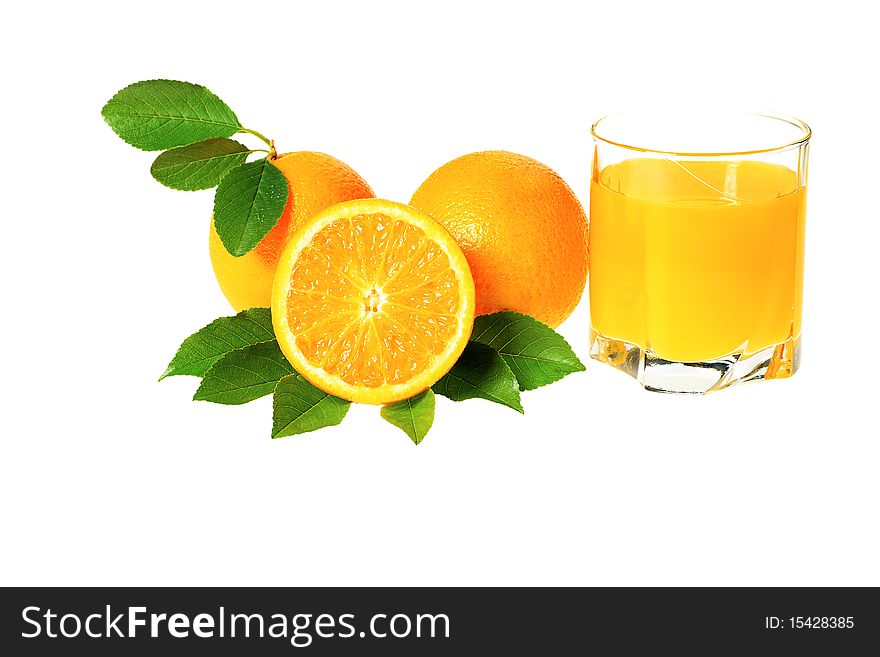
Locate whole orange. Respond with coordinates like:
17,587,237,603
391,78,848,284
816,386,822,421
210,151,374,311
410,151,588,327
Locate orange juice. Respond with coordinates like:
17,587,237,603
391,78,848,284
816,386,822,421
590,158,806,364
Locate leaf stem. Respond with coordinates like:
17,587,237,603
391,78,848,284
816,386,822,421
238,127,276,157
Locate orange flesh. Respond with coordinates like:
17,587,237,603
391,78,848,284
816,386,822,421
285,212,463,388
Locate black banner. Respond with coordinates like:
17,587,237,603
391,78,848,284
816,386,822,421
1,587,877,654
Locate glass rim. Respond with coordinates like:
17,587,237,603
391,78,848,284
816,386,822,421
591,110,811,157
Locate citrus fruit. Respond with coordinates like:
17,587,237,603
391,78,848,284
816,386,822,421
210,151,373,311
272,198,476,404
410,150,588,327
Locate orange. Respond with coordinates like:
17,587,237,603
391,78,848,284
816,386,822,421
410,150,588,327
210,151,373,311
272,198,475,404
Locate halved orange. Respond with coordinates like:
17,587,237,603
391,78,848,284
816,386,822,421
271,198,476,404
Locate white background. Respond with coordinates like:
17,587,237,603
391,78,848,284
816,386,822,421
2,0,878,586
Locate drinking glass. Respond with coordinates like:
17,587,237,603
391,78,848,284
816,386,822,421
589,111,810,393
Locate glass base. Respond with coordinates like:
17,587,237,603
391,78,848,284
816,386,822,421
590,329,800,394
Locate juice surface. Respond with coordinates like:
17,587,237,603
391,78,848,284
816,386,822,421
589,158,806,362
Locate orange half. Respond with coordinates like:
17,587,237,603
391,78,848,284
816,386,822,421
272,199,476,404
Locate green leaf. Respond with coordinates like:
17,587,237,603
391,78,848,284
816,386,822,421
194,342,294,405
150,138,251,190
470,312,585,390
272,373,351,438
101,79,241,151
432,343,523,413
380,390,435,445
161,308,275,380
213,159,289,256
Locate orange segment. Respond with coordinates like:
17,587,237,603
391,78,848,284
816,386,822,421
272,199,475,404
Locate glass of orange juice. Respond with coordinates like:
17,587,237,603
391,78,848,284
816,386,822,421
589,111,810,393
